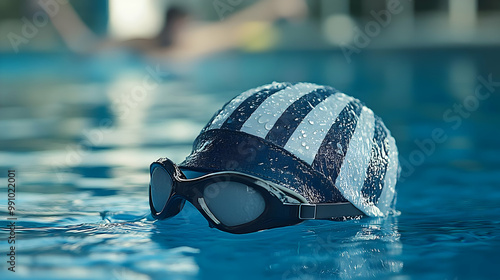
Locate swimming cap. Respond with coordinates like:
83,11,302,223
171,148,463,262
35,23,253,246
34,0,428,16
180,82,399,217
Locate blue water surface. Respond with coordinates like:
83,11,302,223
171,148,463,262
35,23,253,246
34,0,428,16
1,48,500,280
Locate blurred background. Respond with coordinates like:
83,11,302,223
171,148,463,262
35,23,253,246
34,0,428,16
1,0,500,279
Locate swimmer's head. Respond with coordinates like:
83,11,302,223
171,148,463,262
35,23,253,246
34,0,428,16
157,6,189,47
150,82,399,233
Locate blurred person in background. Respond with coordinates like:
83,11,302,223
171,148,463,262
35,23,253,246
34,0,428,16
46,0,307,62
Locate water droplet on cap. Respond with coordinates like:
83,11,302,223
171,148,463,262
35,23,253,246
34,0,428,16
336,143,343,154
258,115,268,124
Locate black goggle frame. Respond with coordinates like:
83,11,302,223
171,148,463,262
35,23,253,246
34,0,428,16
149,158,364,234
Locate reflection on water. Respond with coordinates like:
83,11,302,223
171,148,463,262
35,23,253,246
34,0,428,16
277,217,402,280
1,48,500,279
11,208,402,280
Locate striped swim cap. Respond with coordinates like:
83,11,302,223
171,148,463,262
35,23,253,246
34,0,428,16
180,82,399,217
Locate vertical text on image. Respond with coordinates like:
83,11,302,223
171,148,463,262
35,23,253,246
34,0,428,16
6,169,17,272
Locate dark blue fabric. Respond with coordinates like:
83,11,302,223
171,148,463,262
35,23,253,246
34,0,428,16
201,108,222,133
311,100,363,185
220,83,290,131
361,116,389,204
265,86,337,147
179,129,348,204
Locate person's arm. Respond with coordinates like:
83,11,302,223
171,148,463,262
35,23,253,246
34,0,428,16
223,0,307,25
161,0,307,60
47,2,100,53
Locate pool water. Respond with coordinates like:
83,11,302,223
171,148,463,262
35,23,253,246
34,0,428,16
1,48,500,280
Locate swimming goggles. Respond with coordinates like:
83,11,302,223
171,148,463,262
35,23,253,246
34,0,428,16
149,158,364,234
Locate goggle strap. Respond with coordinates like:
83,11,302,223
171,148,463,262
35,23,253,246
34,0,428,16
294,202,364,220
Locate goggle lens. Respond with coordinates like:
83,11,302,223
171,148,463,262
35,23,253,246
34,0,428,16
150,167,173,213
203,182,266,226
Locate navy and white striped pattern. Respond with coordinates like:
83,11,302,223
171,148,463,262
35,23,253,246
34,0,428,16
203,82,398,216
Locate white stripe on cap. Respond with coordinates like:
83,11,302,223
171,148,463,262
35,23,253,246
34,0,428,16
208,84,272,131
284,92,353,165
241,83,322,138
334,107,381,216
376,133,399,215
